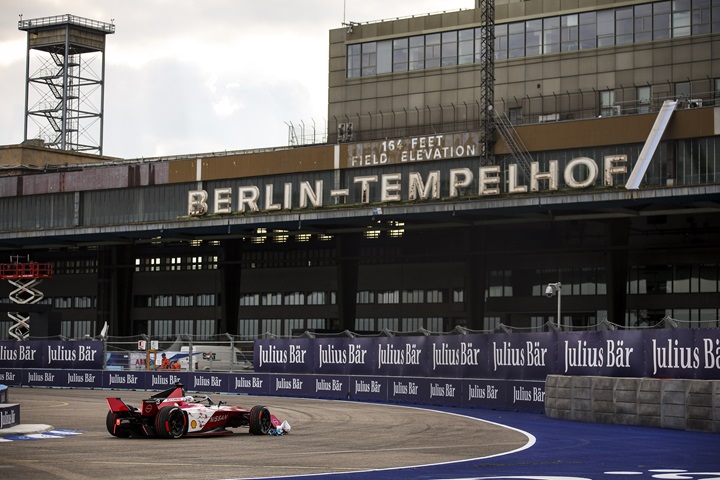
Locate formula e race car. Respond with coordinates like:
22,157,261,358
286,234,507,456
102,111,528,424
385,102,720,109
106,383,280,439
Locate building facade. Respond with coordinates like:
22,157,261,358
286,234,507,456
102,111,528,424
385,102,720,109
0,0,719,342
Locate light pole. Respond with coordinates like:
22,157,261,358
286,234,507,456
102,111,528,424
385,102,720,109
545,282,562,330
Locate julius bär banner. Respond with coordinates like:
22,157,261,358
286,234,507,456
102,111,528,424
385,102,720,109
254,328,720,380
0,340,103,370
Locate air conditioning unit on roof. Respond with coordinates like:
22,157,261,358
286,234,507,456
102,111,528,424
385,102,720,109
688,99,702,108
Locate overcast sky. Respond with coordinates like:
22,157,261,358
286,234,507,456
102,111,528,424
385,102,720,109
0,1,472,159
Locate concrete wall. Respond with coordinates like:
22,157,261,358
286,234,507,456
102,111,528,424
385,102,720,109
545,375,720,432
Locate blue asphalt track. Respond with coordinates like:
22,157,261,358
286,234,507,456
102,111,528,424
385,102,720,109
247,407,720,480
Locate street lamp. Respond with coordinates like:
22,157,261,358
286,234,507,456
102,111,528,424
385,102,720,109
545,282,562,330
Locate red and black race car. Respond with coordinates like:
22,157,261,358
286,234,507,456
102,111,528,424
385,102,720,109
106,383,281,439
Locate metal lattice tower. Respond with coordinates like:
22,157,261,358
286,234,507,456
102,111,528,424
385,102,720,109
479,0,495,165
0,257,54,340
18,14,115,155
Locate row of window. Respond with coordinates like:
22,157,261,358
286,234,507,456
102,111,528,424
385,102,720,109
347,0,720,78
134,294,218,308
135,255,218,272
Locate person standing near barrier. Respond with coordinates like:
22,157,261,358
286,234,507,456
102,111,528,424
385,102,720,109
158,353,170,370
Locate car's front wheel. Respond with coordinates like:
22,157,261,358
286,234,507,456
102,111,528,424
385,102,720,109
154,406,186,439
249,405,272,435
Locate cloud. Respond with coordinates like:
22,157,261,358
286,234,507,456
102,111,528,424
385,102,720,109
0,0,472,158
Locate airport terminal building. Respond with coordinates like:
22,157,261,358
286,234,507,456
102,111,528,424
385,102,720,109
1,0,719,342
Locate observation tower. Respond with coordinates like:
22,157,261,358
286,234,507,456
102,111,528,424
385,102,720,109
0,256,53,340
18,14,115,155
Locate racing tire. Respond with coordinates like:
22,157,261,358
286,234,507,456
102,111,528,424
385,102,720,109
249,405,272,435
154,406,187,439
106,411,131,438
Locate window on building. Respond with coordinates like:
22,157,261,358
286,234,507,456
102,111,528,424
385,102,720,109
263,319,282,337
495,24,508,60
409,35,425,70
637,85,652,113
654,1,672,39
175,294,194,307
237,319,259,338
402,289,424,303
488,270,513,297
393,38,409,71
425,33,441,68
673,0,692,37
452,288,464,303
355,318,374,331
426,289,444,303
441,31,458,66
356,290,375,304
403,317,423,331
597,9,616,46
361,42,377,76
377,40,393,74
377,317,399,330
197,293,216,306
616,7,635,44
634,3,654,42
306,291,326,305
579,12,597,49
525,19,543,56
560,14,579,51
284,292,305,305
378,290,400,304
347,43,361,78
508,22,525,58
240,293,259,306
261,293,281,306
543,17,560,53
458,28,475,64
599,90,616,116
484,317,501,331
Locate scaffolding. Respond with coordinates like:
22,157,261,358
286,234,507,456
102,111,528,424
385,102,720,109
0,257,54,340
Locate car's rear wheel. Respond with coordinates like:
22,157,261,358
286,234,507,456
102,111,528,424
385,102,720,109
106,411,131,438
155,406,186,439
249,405,272,435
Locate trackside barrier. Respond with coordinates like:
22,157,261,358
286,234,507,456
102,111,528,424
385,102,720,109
0,369,546,412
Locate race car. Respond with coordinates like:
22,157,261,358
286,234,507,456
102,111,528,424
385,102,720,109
106,383,280,439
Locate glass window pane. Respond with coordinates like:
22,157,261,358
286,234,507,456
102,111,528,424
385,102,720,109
692,0,712,34
673,0,692,37
654,1,672,39
544,17,560,53
525,19,543,56
495,24,508,60
579,12,597,49
441,31,458,66
425,33,441,68
377,40,392,74
347,44,362,78
361,42,377,76
508,22,525,58
635,4,654,42
458,28,474,64
616,7,634,45
561,14,579,51
393,38,408,72
409,35,424,70
597,10,615,47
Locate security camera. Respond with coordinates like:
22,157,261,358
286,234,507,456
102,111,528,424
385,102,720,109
545,285,555,297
